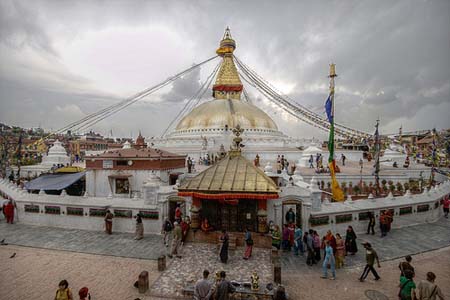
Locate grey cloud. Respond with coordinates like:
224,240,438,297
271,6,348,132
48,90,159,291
0,0,449,138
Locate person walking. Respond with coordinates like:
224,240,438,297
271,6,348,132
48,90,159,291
134,213,144,240
309,155,314,168
321,240,336,280
78,287,90,300
104,210,113,234
386,210,394,233
4,200,15,224
359,242,381,282
243,228,253,260
174,204,182,223
335,233,346,269
306,231,316,266
399,269,416,300
293,225,304,256
168,221,182,259
219,230,229,263
345,226,358,255
442,196,450,218
181,217,190,246
194,269,214,300
271,225,281,250
282,224,290,251
416,272,445,300
215,271,235,300
380,211,388,237
54,280,73,300
367,212,376,235
325,230,337,255
399,255,415,278
162,218,173,247
313,230,321,261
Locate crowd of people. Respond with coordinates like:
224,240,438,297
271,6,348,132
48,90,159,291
193,269,288,300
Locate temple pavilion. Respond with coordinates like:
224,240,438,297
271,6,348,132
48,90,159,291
178,125,279,232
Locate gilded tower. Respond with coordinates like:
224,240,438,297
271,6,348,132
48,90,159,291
212,28,243,100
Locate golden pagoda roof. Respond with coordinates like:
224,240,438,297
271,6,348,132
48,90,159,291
178,153,279,194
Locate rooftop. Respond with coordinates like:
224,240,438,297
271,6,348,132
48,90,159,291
179,151,279,194
89,147,185,159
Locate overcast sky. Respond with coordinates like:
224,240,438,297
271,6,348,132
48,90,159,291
0,0,449,140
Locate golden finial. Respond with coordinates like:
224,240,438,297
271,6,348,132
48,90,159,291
328,63,337,78
216,27,236,56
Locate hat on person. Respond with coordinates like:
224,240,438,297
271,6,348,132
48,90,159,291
79,287,89,298
362,242,372,247
173,221,178,226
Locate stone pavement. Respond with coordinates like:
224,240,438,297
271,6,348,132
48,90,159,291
0,223,166,260
0,244,160,300
283,246,450,300
150,243,272,298
280,216,450,271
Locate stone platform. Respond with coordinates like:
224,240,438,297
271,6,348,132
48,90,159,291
149,243,272,298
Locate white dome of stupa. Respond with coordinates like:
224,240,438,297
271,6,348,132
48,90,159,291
123,141,131,149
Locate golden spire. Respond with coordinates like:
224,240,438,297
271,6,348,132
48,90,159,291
213,27,243,100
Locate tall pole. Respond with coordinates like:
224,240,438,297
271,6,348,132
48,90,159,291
329,63,337,162
374,119,381,195
429,128,437,187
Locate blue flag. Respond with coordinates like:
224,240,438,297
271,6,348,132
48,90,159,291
325,94,333,123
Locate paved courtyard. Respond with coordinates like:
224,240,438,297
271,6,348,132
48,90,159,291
280,216,450,270
0,216,449,299
0,223,166,260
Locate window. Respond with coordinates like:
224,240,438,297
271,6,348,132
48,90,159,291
116,160,128,166
115,178,129,194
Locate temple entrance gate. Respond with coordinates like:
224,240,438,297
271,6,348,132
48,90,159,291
200,199,258,232
168,196,186,223
281,199,302,228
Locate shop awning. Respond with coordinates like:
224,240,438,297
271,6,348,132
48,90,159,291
25,172,86,191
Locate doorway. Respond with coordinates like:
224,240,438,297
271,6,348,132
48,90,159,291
282,199,303,228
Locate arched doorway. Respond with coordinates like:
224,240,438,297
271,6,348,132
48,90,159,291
168,196,186,223
281,199,303,229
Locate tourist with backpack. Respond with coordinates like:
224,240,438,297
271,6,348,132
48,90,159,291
416,272,445,300
399,269,416,300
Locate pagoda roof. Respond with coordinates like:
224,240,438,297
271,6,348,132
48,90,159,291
179,152,279,194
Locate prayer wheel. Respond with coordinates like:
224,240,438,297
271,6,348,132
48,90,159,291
190,205,200,229
257,209,268,233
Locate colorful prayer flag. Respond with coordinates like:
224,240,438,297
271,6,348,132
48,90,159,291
325,91,344,202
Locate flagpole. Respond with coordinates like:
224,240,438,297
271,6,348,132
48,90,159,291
374,119,380,195
329,64,337,163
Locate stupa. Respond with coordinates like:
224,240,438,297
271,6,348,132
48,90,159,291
41,140,71,167
152,28,305,161
17,140,71,177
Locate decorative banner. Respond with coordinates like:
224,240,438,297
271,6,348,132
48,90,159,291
178,191,278,200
